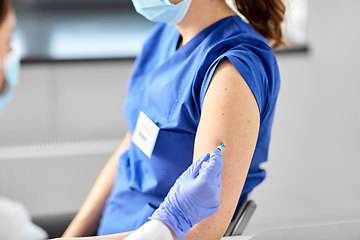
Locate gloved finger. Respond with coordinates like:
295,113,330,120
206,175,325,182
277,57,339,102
199,149,223,179
189,153,210,178
217,170,223,191
209,170,223,192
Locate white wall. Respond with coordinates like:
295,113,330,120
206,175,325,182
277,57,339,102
245,0,360,234
0,61,132,143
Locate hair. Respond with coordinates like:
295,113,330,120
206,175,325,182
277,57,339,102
234,0,287,49
0,0,11,25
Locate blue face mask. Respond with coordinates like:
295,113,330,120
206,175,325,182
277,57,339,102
132,0,191,24
0,43,21,113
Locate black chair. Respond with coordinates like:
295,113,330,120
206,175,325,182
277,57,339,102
223,198,257,236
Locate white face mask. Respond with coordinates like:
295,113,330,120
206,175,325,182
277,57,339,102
131,0,192,25
0,43,21,113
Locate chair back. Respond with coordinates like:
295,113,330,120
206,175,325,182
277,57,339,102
223,198,257,236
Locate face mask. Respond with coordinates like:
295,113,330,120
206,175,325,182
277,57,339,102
0,43,21,113
132,0,191,25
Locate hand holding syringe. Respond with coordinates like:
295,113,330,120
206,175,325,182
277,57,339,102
150,144,224,239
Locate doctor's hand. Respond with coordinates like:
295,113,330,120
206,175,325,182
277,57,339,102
150,148,223,239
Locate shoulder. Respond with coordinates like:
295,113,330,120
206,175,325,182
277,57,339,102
200,38,279,114
200,16,278,85
207,16,276,68
209,58,258,107
213,17,280,113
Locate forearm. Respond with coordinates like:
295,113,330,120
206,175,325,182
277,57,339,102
56,231,132,240
63,131,131,237
60,220,176,240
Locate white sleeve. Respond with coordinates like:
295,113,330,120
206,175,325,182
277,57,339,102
0,197,48,240
124,220,175,240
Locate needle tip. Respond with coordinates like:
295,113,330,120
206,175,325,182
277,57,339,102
217,144,224,151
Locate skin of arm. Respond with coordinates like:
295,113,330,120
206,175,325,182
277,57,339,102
183,59,260,240
62,131,132,237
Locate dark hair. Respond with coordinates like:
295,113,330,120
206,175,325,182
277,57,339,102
234,0,287,49
0,0,11,24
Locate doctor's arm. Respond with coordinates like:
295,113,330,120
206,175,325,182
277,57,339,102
62,131,132,237
59,148,223,240
184,59,260,240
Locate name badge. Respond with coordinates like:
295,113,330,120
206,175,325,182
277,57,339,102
132,111,160,158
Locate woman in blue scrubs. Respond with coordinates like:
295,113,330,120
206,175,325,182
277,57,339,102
0,1,225,239
64,0,286,239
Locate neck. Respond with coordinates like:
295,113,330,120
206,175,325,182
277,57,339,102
175,0,237,47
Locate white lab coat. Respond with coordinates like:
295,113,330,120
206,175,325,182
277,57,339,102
124,220,174,240
0,197,173,240
0,197,48,240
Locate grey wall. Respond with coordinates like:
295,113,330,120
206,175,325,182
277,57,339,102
0,61,132,143
0,61,132,216
0,0,359,235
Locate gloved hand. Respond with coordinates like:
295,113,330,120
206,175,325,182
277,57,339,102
150,148,223,239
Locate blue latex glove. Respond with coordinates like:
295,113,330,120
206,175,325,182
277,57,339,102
150,148,223,239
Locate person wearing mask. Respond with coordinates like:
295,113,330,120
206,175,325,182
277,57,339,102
63,0,286,239
0,1,47,239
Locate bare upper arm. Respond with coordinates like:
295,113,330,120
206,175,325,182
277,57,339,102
185,59,260,239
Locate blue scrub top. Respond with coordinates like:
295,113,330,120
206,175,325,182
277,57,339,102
98,15,280,235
